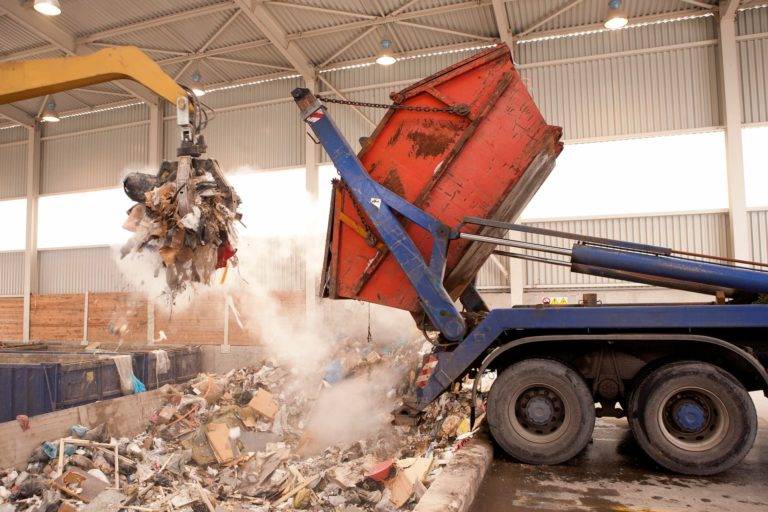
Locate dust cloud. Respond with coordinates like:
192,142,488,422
112,165,420,452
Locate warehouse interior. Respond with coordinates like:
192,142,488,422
1,0,767,511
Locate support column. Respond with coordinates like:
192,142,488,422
491,0,515,58
148,100,165,168
304,75,320,310
508,231,525,306
718,1,749,260
304,77,319,198
22,122,41,342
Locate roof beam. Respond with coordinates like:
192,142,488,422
390,0,425,17
170,10,242,81
516,8,711,43
0,105,35,127
285,1,492,40
317,76,376,129
157,39,272,66
680,0,717,9
78,1,237,43
720,0,740,17
0,45,59,62
263,1,377,19
234,0,315,79
88,42,189,56
517,0,585,38
76,87,134,98
320,26,377,67
491,0,515,49
0,0,77,53
207,55,293,71
395,20,496,42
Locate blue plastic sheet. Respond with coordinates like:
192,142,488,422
42,441,75,459
132,376,146,393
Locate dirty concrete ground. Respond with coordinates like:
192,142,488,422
470,395,768,512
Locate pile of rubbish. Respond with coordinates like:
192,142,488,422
121,157,242,295
0,339,481,512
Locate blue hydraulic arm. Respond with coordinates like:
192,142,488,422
292,88,768,414
291,88,467,341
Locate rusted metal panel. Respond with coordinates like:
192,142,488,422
324,46,563,312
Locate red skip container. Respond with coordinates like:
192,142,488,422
321,44,563,313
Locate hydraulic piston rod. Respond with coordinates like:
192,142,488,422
463,229,768,298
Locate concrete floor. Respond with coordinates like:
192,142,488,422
471,398,768,512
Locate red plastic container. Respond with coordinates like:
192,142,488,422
322,45,563,313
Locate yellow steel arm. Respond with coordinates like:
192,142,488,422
0,46,186,105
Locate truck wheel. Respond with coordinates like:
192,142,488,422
627,361,757,476
487,359,595,465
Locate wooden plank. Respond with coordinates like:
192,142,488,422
154,289,225,345
30,294,85,342
0,297,23,341
0,389,164,470
87,292,148,343
227,290,305,346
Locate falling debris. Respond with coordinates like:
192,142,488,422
121,157,242,295
0,337,480,511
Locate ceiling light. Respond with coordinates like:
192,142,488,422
41,100,60,123
191,70,206,97
33,0,61,16
375,39,396,66
604,0,628,30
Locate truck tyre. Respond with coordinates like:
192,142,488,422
487,358,595,465
627,361,757,476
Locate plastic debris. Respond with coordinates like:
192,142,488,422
0,337,481,511
121,158,242,296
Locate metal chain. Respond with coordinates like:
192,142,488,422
338,179,379,247
316,95,470,116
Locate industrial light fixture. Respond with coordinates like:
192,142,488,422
191,70,206,97
33,0,61,16
604,0,628,30
41,100,60,123
375,39,396,66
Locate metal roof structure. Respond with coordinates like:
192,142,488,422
1,0,749,127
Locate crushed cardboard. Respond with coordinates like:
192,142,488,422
0,337,480,511
121,157,242,296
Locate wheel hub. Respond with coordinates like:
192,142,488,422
672,400,707,433
525,397,554,425
514,386,566,435
660,389,726,450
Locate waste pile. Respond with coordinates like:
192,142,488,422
0,339,481,512
121,157,242,295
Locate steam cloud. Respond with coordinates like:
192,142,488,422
112,165,419,451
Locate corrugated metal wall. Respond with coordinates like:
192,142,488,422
164,99,303,172
41,122,149,194
162,76,305,171
0,126,27,144
32,208,763,294
0,140,26,199
475,210,731,290
738,7,768,125
317,19,722,149
476,254,510,292
524,211,730,288
516,15,716,64
749,208,768,263
38,247,132,294
520,44,720,140
0,252,24,296
13,11,767,295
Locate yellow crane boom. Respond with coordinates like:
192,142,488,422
0,46,186,106
0,45,208,158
